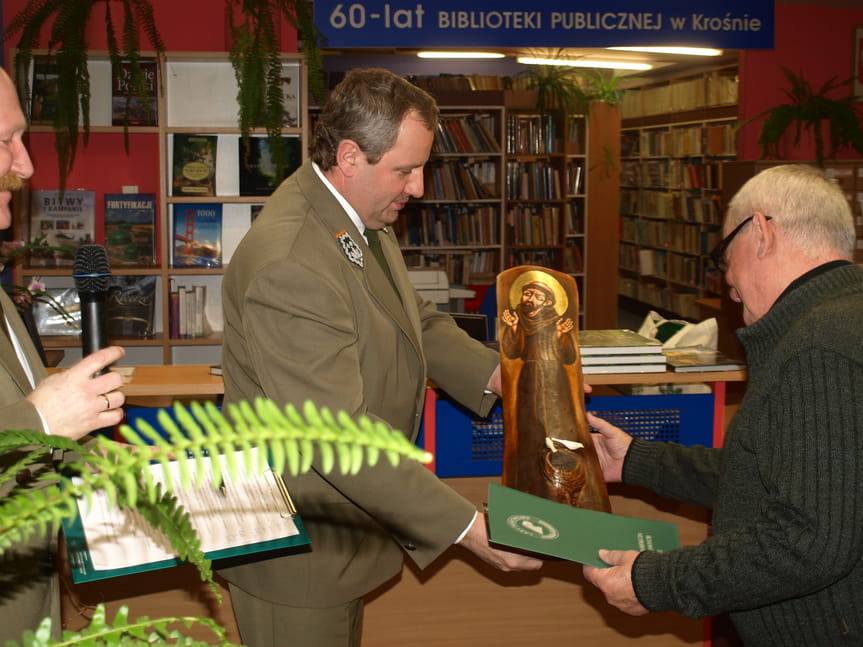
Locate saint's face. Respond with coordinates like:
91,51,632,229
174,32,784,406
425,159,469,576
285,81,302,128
520,287,549,318
350,111,433,231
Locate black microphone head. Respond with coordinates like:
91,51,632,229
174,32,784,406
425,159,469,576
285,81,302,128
73,244,111,293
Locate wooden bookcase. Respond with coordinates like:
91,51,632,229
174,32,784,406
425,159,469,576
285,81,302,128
617,65,739,320
13,51,309,367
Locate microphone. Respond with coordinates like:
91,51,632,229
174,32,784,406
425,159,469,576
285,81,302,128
73,244,111,374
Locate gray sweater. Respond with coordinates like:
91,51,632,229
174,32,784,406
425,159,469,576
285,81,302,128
625,263,863,646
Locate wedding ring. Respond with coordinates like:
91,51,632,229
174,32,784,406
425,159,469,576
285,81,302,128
102,394,111,410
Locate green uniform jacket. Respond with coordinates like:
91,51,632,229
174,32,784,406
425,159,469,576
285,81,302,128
218,162,499,607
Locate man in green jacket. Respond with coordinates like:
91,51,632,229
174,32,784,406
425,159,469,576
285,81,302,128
585,163,863,645
0,67,126,643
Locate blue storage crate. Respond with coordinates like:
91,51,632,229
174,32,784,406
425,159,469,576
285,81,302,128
425,392,715,477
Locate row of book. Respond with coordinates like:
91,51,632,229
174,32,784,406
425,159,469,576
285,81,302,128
394,205,501,248
423,161,497,202
169,283,209,339
505,205,561,247
578,329,745,375
433,114,500,154
505,114,559,156
620,187,724,225
505,161,563,201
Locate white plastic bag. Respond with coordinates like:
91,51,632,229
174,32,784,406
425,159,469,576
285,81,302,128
638,310,718,350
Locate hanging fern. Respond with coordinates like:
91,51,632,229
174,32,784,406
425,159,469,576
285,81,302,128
4,0,166,192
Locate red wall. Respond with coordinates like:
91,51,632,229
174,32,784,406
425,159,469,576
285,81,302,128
737,2,863,161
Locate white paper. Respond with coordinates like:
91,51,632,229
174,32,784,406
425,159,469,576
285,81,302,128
75,448,299,570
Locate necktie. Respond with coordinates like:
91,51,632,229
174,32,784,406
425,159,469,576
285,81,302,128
365,229,399,295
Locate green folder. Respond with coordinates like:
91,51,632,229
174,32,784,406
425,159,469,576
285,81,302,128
486,483,679,568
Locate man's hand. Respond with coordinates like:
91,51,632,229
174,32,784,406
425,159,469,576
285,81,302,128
582,549,648,616
458,512,543,572
587,412,633,483
27,346,127,439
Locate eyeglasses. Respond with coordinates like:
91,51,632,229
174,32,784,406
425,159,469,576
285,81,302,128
709,215,772,272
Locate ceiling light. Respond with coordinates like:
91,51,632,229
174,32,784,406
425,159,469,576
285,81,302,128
417,51,506,59
517,56,652,71
608,46,723,57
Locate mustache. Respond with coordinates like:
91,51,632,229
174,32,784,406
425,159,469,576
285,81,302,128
0,174,25,191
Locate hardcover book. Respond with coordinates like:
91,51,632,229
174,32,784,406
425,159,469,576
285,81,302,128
104,275,157,338
238,135,302,196
664,347,746,372
578,329,663,356
30,56,59,124
172,204,222,268
111,58,158,126
28,189,96,267
104,193,156,266
171,134,217,197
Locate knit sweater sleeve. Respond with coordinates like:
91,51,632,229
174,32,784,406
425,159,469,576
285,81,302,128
631,348,863,619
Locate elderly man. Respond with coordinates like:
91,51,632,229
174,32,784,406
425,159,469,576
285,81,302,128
0,67,126,642
584,164,863,645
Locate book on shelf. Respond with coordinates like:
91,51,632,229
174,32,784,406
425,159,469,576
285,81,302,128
664,347,746,372
170,282,209,338
30,56,59,124
238,135,302,196
172,204,222,268
582,363,668,375
578,329,663,356
171,134,217,197
62,448,310,583
104,193,156,267
105,275,157,338
111,58,158,126
28,189,96,267
279,65,301,127
581,353,666,366
209,364,222,376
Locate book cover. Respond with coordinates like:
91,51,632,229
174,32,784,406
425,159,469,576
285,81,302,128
238,135,302,196
103,193,156,266
582,363,667,375
487,483,679,568
104,275,157,338
279,65,301,127
171,134,217,197
28,189,96,267
172,204,222,268
62,449,310,583
578,329,663,356
664,347,746,372
581,353,667,366
30,56,59,124
111,58,158,126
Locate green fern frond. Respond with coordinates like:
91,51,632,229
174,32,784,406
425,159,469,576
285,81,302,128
8,603,241,647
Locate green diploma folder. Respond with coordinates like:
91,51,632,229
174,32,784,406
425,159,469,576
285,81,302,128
486,483,680,568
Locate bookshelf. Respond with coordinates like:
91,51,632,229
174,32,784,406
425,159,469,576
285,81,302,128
13,51,308,366
617,65,739,320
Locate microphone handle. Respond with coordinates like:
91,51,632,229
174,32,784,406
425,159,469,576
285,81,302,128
79,292,108,376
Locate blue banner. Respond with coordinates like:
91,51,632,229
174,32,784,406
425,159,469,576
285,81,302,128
314,0,774,50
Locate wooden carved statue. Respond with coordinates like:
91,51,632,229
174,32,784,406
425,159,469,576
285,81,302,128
497,266,611,512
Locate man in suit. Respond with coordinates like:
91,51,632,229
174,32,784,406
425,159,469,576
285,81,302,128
0,66,127,642
220,68,542,646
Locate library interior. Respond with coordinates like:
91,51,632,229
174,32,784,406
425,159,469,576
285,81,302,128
2,0,863,646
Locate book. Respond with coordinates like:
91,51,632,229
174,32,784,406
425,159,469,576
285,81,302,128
62,448,310,583
111,58,158,126
209,364,222,376
172,204,222,268
664,347,746,373
279,65,301,127
171,134,217,197
238,135,302,196
30,56,59,124
104,275,157,338
578,329,663,356
582,363,668,375
486,483,679,568
28,189,96,267
103,193,156,266
581,353,666,366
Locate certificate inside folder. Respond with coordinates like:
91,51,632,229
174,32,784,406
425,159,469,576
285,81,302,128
486,483,679,568
63,448,310,582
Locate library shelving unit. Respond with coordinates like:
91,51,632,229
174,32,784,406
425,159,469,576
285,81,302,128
392,89,619,329
13,51,308,366
617,65,739,320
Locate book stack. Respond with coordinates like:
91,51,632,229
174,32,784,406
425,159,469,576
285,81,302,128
578,329,666,375
664,347,746,373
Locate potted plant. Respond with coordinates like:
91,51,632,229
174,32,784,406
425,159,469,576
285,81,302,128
739,66,863,167
4,0,166,192
2,398,430,646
